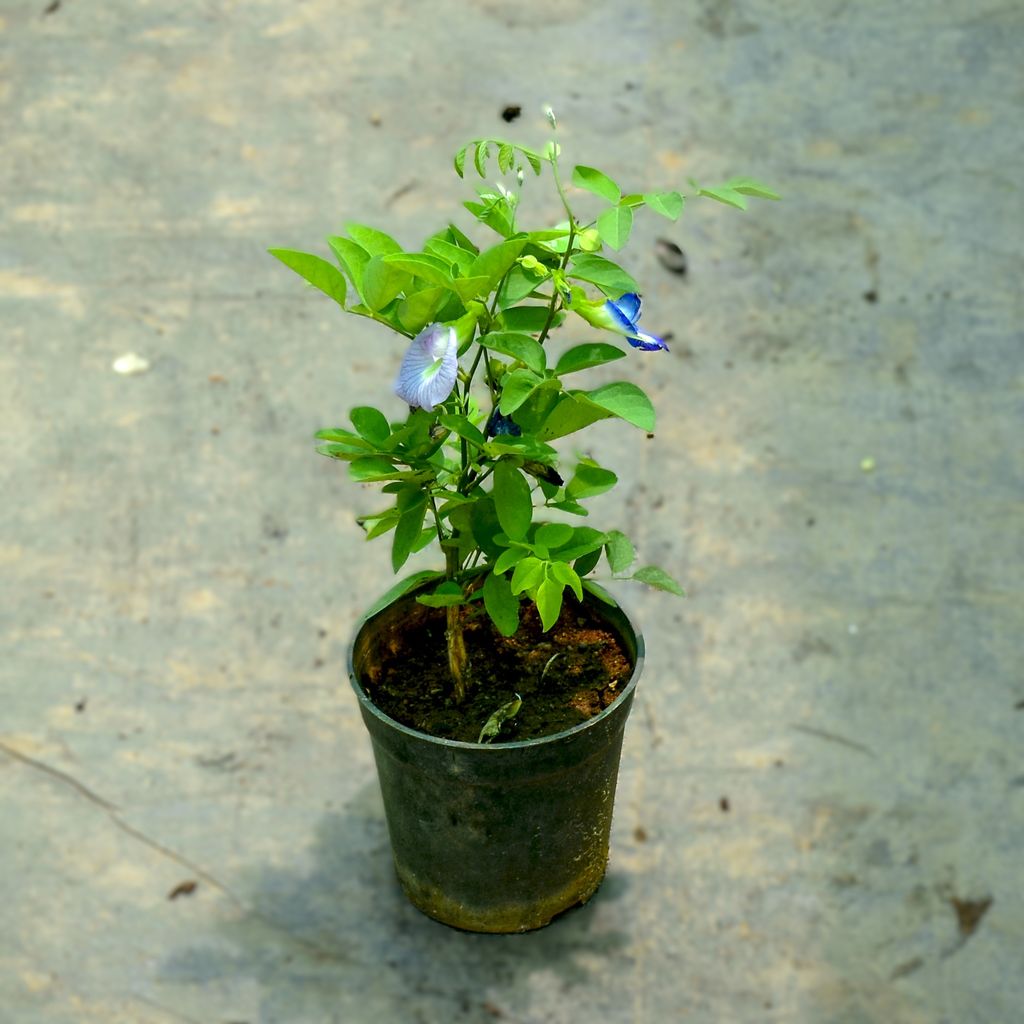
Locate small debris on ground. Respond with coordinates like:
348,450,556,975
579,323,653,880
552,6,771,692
501,105,521,123
167,880,198,900
112,352,150,375
951,895,992,938
655,238,688,275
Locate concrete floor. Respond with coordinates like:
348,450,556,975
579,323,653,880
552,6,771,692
3,1,1022,1022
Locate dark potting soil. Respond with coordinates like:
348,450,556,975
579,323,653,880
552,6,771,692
360,594,635,743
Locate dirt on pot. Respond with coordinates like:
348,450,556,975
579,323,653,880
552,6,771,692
360,594,635,743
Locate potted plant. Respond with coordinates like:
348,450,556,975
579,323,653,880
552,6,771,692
271,111,776,932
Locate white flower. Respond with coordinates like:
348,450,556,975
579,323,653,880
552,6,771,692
394,323,458,412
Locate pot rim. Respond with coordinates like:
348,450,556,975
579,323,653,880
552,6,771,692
347,581,645,753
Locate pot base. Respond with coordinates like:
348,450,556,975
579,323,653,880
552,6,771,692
397,852,608,934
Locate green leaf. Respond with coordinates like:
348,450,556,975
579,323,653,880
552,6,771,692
480,331,546,375
518,145,543,175
499,305,556,334
535,575,564,631
450,275,491,303
536,393,612,441
381,252,454,289
397,286,447,333
344,223,403,257
604,530,635,573
416,580,467,607
643,191,684,221
574,548,602,576
317,440,370,460
585,381,656,432
497,143,515,175
392,491,428,572
725,177,780,201
268,249,347,307
469,238,527,291
510,555,545,595
697,186,748,211
632,565,685,596
522,227,571,244
492,461,533,541
468,497,504,559
483,434,558,462
446,223,479,254
363,570,443,619
548,561,583,602
477,693,522,743
361,256,409,311
350,407,391,445
438,413,485,447
567,253,639,297
493,546,528,575
315,426,369,445
474,140,490,177
362,510,400,540
500,265,546,305
572,165,621,204
497,367,544,415
327,236,370,293
483,570,520,637
535,523,573,550
596,204,633,251
425,238,476,275
454,145,467,178
552,527,607,562
348,456,401,481
554,343,627,375
567,459,618,499
547,499,588,517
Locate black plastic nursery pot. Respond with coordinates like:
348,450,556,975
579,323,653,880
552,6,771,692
347,583,645,934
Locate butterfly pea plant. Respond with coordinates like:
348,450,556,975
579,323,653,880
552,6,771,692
271,117,777,703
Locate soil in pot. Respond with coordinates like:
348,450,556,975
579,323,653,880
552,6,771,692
359,592,634,743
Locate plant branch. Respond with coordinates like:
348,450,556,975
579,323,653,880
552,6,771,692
537,150,577,347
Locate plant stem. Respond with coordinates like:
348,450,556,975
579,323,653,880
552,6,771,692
537,150,577,347
444,546,470,703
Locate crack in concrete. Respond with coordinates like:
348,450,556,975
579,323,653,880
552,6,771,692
791,724,877,757
0,740,351,964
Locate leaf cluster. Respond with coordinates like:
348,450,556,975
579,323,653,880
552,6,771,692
270,134,777,639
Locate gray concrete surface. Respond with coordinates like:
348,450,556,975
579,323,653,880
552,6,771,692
3,1,1022,1022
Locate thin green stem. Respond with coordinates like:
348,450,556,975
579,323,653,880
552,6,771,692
536,149,577,347
444,545,470,702
428,493,446,548
471,464,496,490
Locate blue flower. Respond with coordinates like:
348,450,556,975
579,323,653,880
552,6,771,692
394,323,458,412
602,294,669,351
571,292,669,352
484,409,521,438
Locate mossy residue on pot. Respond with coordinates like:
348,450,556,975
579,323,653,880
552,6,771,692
395,840,610,933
